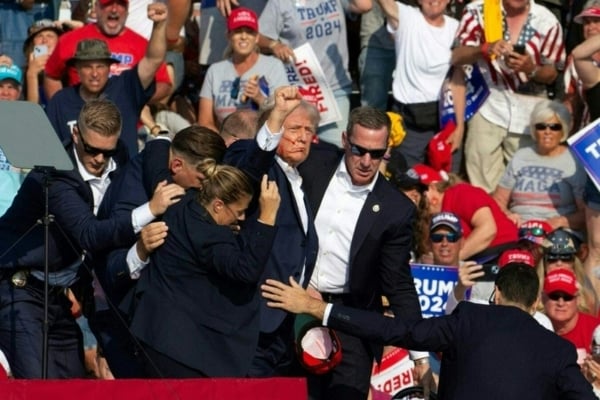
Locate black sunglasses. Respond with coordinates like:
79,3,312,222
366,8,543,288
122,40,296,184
230,77,241,99
545,253,575,263
347,139,387,159
547,292,575,302
78,131,117,158
430,232,461,243
534,123,562,131
519,227,546,237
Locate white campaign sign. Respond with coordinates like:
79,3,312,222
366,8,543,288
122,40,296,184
284,43,342,127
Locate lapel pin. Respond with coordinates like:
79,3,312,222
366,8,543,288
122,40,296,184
372,204,380,213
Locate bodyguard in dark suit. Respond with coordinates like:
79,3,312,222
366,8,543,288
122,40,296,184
92,127,226,377
263,263,596,399
0,99,135,378
225,87,320,376
129,167,281,377
296,107,425,399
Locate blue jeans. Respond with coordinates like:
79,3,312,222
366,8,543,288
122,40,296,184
358,46,395,110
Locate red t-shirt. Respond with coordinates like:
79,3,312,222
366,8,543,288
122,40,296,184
442,183,519,247
45,24,171,86
561,312,600,362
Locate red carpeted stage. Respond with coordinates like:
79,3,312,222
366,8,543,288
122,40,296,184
0,377,307,399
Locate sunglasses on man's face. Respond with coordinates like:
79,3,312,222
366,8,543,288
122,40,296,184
347,140,387,160
547,292,575,302
545,253,575,263
534,122,562,131
430,232,461,243
519,227,546,237
78,131,117,158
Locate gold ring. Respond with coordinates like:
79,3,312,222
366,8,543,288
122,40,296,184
592,372,597,381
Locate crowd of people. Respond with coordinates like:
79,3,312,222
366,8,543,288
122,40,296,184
1,0,600,398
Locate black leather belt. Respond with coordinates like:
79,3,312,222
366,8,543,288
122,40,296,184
321,292,350,303
2,270,66,296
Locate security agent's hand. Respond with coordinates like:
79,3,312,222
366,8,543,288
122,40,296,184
148,180,186,217
262,277,328,318
266,85,303,133
136,221,169,261
147,2,168,23
453,261,484,301
257,174,281,226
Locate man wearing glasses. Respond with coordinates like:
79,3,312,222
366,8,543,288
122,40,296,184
543,268,600,367
0,99,173,378
45,1,168,157
297,106,430,400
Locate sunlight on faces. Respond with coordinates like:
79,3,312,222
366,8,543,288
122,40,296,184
583,17,600,38
543,291,579,323
342,125,387,186
425,184,443,214
277,107,315,167
228,27,259,57
96,0,128,36
544,254,575,273
0,81,21,101
72,127,118,177
534,115,564,156
33,30,59,53
76,61,111,96
430,226,463,266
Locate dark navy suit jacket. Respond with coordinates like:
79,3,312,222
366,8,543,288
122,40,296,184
328,301,596,400
225,138,319,334
298,143,420,320
129,190,277,376
0,143,133,272
96,139,171,301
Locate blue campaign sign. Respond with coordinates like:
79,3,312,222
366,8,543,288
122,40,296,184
439,64,490,128
567,118,600,191
410,263,458,318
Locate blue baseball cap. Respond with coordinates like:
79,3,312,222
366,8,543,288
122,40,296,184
430,212,462,235
0,64,23,86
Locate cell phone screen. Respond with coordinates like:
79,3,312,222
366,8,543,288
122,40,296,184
513,45,526,55
33,45,48,58
473,263,500,282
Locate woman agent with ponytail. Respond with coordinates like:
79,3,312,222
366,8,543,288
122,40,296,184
130,163,281,378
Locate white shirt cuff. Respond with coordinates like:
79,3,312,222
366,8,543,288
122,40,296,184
409,350,429,361
445,289,460,315
256,122,283,151
126,243,150,279
322,303,334,326
131,202,155,234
